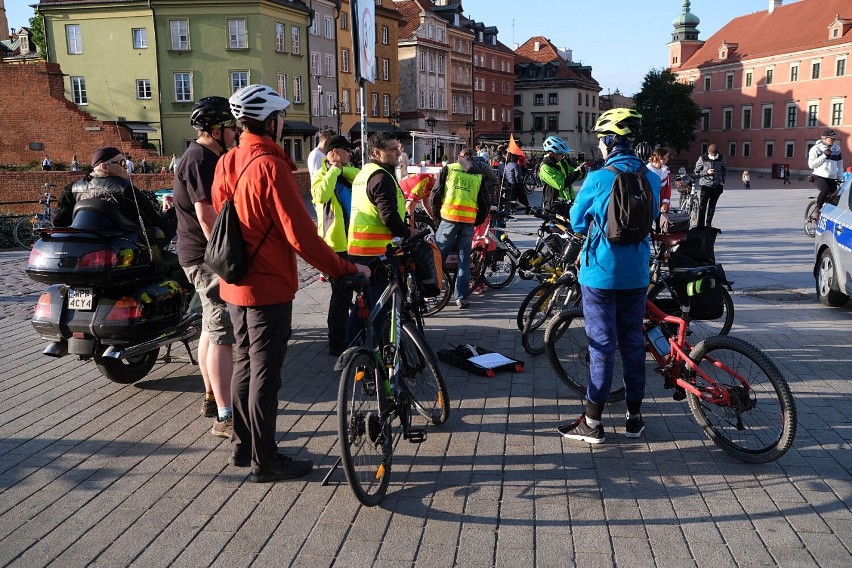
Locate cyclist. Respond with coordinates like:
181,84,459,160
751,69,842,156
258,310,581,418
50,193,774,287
561,108,660,444
540,135,582,211
808,129,844,215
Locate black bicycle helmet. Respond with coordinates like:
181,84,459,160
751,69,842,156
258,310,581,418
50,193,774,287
191,96,235,131
634,141,653,162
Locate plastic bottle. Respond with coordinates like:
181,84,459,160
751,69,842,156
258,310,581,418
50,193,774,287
646,325,670,356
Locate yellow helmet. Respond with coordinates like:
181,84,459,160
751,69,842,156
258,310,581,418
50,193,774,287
592,108,642,139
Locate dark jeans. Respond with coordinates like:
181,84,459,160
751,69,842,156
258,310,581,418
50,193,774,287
581,285,647,407
511,182,529,207
228,302,292,469
345,261,391,346
697,185,723,227
435,220,475,301
328,252,353,349
814,176,839,210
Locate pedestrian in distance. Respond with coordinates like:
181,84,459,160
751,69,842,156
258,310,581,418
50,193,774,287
125,155,135,175
781,165,791,185
742,170,751,190
645,146,672,213
42,155,52,171
694,144,727,227
70,155,81,172
307,128,335,178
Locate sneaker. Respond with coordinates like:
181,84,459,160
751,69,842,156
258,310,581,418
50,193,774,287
251,454,314,483
625,413,645,438
229,452,251,468
211,416,233,438
557,415,605,444
201,397,217,418
455,298,470,309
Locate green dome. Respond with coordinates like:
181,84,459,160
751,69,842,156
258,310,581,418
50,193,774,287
673,0,700,27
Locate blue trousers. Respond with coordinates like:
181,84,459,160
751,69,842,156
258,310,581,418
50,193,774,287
581,285,647,406
435,219,475,301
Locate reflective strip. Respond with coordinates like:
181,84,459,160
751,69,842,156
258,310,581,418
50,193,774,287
352,230,392,240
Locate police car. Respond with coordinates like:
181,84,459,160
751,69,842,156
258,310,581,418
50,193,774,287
814,176,852,306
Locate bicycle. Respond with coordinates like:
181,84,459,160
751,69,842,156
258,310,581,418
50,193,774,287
804,181,841,237
326,235,450,506
675,173,700,228
14,184,56,250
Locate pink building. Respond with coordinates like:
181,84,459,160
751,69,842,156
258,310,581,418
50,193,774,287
669,0,852,179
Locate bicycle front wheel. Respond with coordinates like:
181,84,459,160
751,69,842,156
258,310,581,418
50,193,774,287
13,218,37,250
522,281,579,355
481,248,516,289
338,352,392,506
804,200,818,237
686,335,796,463
399,322,449,425
647,281,734,348
544,306,625,403
517,283,551,331
422,272,452,317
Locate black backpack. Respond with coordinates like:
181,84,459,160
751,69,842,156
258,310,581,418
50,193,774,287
604,165,654,244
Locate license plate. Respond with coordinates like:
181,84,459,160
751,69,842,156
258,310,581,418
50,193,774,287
67,288,94,311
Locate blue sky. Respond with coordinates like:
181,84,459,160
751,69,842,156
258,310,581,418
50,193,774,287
6,0,792,95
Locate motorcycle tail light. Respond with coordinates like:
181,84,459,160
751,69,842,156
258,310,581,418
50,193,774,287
106,297,144,321
78,249,119,268
28,248,47,268
34,292,51,319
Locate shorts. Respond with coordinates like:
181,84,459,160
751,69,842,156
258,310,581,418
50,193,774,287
183,263,235,345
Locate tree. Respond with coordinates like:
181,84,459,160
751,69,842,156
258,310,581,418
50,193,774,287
28,11,47,60
633,68,701,153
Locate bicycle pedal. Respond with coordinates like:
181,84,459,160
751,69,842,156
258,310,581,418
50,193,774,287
672,388,686,401
405,428,427,443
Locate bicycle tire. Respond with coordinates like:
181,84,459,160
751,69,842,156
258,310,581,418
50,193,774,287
13,217,37,250
686,335,796,463
399,322,450,425
544,306,626,403
422,272,452,317
687,197,700,228
481,248,516,289
338,352,392,506
804,200,818,238
522,281,580,355
647,281,734,348
516,283,551,331
469,245,486,290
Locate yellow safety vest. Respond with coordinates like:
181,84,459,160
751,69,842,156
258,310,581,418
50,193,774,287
440,163,481,223
348,163,406,256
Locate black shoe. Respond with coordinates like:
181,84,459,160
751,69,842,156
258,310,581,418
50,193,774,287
329,343,345,357
229,452,251,467
625,413,645,438
250,454,313,483
557,415,605,444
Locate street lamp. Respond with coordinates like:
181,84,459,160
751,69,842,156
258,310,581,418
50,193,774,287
329,100,349,135
388,111,400,126
426,116,437,133
313,75,324,118
464,119,475,146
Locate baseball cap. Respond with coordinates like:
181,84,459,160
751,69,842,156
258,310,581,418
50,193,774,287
821,129,837,138
325,135,352,153
91,146,122,167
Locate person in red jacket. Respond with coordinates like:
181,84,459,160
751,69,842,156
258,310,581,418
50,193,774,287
213,85,369,483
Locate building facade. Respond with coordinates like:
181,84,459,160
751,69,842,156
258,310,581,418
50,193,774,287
669,0,852,177
307,0,339,133
467,21,514,146
431,2,474,145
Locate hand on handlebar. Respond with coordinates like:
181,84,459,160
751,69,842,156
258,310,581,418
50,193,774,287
355,263,371,279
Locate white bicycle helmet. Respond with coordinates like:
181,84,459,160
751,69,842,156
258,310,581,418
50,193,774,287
543,135,571,155
229,84,290,122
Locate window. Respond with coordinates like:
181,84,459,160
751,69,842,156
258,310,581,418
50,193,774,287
419,90,426,109
812,61,821,79
381,26,389,45
701,110,710,131
807,104,818,127
291,26,301,55
383,94,390,117
526,67,537,79
547,115,558,131
544,67,555,79
230,71,248,94
356,90,362,112
293,75,302,103
765,141,774,158
728,142,736,157
578,92,583,106
533,116,544,131
726,73,733,89
765,68,773,84
474,107,479,120
136,79,151,99
704,75,711,91
837,58,847,77
832,101,844,126
762,106,773,129
277,73,288,98
342,89,351,113
382,59,389,81
723,108,732,130
548,93,557,105
742,107,752,129
66,24,82,54
743,141,751,157
428,52,435,73
451,95,457,114
174,72,192,102
786,104,797,128
340,12,348,30
418,51,426,72
437,55,444,75
70,76,87,104
341,49,350,73
170,20,189,50
491,80,496,93
309,16,318,35
745,71,752,87
577,111,583,130
429,91,435,109
428,24,433,39
228,19,247,49
514,94,521,106
790,64,798,82
437,27,444,42
325,54,334,77
132,28,147,49
534,94,544,106
275,22,286,52
324,17,334,39
785,141,795,159
310,51,320,76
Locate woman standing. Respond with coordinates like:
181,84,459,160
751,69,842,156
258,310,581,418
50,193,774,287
742,170,751,190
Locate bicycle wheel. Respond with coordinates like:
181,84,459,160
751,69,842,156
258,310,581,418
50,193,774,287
686,335,796,463
338,352,392,506
13,217,37,250
804,200,818,238
422,272,452,317
522,281,579,355
481,248,516,289
469,245,486,290
399,322,450,425
647,281,734,347
516,283,551,330
544,306,625,403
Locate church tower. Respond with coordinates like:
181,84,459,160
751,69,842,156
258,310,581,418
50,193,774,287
0,0,10,42
667,0,704,69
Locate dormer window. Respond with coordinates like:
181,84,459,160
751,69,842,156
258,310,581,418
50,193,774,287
828,16,852,40
718,41,738,60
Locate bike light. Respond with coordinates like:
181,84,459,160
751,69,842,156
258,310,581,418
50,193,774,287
78,249,119,268
105,297,144,321
34,292,51,319
27,247,47,268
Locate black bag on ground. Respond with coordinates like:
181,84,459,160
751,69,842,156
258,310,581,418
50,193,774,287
659,211,690,234
605,165,655,244
437,344,524,377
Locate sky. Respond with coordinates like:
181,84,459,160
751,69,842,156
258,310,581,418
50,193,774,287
6,0,794,96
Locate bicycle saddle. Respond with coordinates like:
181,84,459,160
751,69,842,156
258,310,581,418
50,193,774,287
651,232,687,246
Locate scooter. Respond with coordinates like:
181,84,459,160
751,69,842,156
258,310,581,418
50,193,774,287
25,198,200,384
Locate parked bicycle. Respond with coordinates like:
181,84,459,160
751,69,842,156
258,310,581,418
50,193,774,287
804,183,841,237
14,184,56,250
326,234,450,506
674,171,699,227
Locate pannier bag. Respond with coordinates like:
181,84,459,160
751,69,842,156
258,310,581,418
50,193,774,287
668,269,725,321
412,239,443,297
659,211,690,234
437,344,524,377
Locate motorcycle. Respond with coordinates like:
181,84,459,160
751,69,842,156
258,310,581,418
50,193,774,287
25,198,200,384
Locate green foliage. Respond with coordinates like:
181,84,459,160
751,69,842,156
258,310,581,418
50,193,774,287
633,68,701,153
28,11,48,60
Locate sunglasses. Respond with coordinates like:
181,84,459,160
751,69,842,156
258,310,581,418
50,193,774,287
105,159,127,167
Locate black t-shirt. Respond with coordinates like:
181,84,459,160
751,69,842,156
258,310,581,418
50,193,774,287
174,141,220,266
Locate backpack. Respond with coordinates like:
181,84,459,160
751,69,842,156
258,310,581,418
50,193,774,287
604,165,654,244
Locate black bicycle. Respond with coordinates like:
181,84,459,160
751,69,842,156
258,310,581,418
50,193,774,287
14,184,56,250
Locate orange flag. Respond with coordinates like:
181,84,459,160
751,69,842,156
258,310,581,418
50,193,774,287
507,134,525,157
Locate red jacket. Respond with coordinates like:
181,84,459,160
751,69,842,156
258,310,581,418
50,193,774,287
212,132,356,306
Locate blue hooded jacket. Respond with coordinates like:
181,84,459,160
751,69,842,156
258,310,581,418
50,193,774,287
570,153,660,290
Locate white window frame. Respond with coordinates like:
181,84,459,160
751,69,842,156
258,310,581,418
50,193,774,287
325,54,335,77
277,73,288,99
324,17,334,39
228,19,247,49
310,51,321,76
723,107,733,130
230,71,249,94
761,104,773,129
831,98,844,127
174,72,193,102
132,28,147,49
837,56,847,77
382,59,389,81
429,91,435,110
356,90,362,113
291,26,301,55
811,59,821,79
71,76,87,104
66,24,82,54
743,141,751,157
275,22,286,52
742,105,752,129
786,103,798,128
806,101,820,127
437,54,445,75
293,75,302,103
765,141,775,158
309,16,318,36
341,49,350,73
342,89,351,112
790,63,799,82
170,20,189,51
136,79,151,99
340,12,349,30
383,94,390,117
765,66,774,85
381,26,389,45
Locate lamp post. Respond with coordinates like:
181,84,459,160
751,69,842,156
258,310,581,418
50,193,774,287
464,119,475,147
313,75,323,119
329,100,349,135
426,116,437,133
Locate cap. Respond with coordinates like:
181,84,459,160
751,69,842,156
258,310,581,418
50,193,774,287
325,135,352,152
822,129,838,138
91,147,122,167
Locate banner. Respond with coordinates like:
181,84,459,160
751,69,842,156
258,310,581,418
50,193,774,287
352,0,376,84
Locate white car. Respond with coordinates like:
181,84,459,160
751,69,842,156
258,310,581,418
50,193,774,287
814,176,852,306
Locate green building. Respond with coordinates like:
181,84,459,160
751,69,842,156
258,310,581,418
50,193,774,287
37,0,316,160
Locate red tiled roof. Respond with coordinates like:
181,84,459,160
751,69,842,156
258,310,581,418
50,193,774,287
680,0,852,70
514,36,597,86
396,0,424,39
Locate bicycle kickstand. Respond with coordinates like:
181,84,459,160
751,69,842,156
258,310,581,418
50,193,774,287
182,340,197,365
321,456,342,486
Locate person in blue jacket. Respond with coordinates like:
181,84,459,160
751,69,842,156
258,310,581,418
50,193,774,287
561,108,660,444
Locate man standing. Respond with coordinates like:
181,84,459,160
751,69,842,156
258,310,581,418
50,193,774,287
396,147,410,181
310,135,359,356
540,136,582,211
430,147,493,308
561,108,660,443
694,144,727,227
307,128,334,177
214,85,369,482
173,96,238,438
125,155,135,175
808,129,844,213
42,155,52,171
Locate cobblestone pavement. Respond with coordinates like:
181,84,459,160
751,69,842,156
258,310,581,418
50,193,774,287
0,189,850,567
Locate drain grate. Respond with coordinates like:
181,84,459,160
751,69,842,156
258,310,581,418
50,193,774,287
740,286,816,303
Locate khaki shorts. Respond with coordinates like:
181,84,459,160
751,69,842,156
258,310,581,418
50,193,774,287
183,263,235,345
